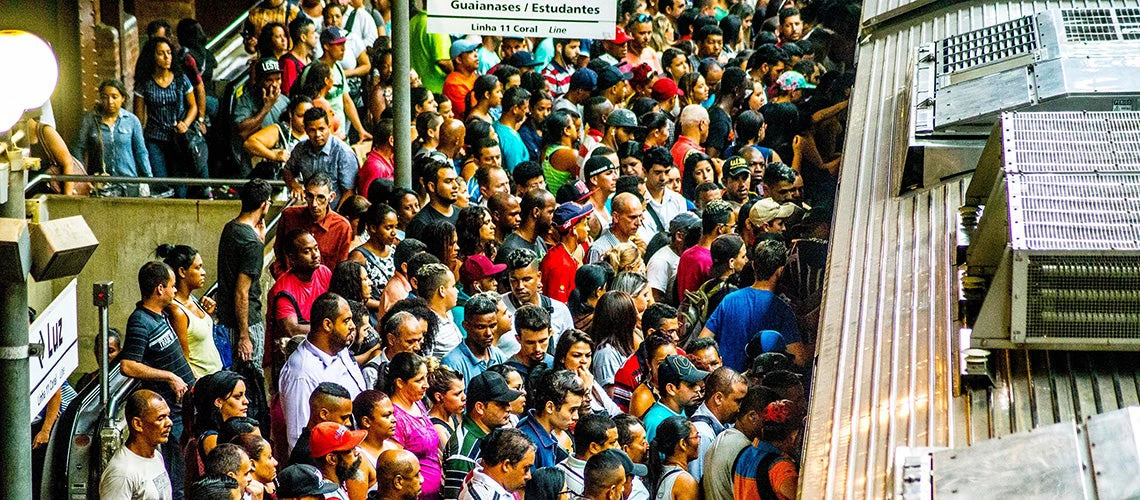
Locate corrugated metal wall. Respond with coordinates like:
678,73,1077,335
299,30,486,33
801,0,1140,497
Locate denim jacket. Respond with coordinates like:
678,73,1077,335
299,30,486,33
73,109,153,177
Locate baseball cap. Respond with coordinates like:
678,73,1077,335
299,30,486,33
776,71,816,92
556,180,594,204
309,422,367,458
468,371,524,404
450,38,480,59
320,26,348,45
630,63,655,86
650,78,684,101
658,354,709,386
751,351,793,376
460,254,507,284
724,156,750,177
276,464,341,497
596,65,633,92
749,197,796,225
570,68,598,92
668,211,701,235
552,201,595,232
605,108,641,129
584,155,619,179
257,57,282,75
746,329,788,361
506,50,544,68
612,26,634,44
597,448,648,477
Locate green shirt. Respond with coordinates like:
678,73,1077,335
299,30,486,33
442,417,490,499
410,11,451,94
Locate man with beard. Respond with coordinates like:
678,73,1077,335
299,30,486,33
280,293,366,450
374,450,424,500
100,390,175,499
441,371,524,498
406,157,461,240
444,294,508,380
458,428,536,500
542,38,581,98
504,304,555,380
761,162,808,209
287,382,354,467
309,422,367,499
497,189,555,263
642,355,709,441
503,251,576,356
274,174,353,275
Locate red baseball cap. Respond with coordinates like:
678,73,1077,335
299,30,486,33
460,254,507,284
612,26,634,44
651,78,684,100
631,63,655,86
309,422,366,458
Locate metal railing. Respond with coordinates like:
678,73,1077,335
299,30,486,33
24,174,286,193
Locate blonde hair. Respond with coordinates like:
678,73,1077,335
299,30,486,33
649,14,674,53
604,242,643,273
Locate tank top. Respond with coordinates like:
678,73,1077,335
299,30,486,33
353,245,394,296
654,465,686,500
358,446,379,492
173,296,223,377
542,144,574,195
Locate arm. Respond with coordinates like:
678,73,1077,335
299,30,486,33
120,359,188,398
436,58,453,74
130,116,154,176
236,89,282,139
194,81,208,132
276,294,312,337
283,155,304,199
698,326,716,339
167,304,193,361
174,87,197,134
234,273,254,362
343,91,372,141
345,50,371,78
551,147,579,175
134,95,146,127
244,123,289,161
785,341,808,367
673,474,701,500
72,114,92,164
32,389,62,449
40,124,81,195
811,99,849,124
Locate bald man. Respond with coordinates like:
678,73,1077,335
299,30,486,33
671,104,710,172
586,192,646,264
374,450,424,500
438,119,467,163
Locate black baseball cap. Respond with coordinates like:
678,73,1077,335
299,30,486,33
596,65,632,92
467,371,523,404
596,448,648,477
584,156,618,179
276,464,340,497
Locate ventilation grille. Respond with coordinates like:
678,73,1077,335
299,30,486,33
1026,255,1140,339
1013,173,1140,250
1062,8,1140,42
1003,112,1140,174
940,15,1037,74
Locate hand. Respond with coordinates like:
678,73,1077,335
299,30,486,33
630,234,647,255
138,183,151,198
32,428,50,449
263,85,281,110
289,186,305,202
197,120,207,134
255,217,267,242
174,120,189,134
168,375,189,401
576,365,594,389
274,149,290,162
237,336,253,362
357,129,373,142
200,296,217,314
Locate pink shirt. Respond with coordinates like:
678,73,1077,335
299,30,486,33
675,245,712,303
358,150,394,198
393,401,442,499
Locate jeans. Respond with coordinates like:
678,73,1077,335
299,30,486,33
161,414,186,500
146,138,182,197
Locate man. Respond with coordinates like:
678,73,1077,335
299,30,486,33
276,464,341,500
217,179,272,368
587,192,645,264
685,337,723,372
642,147,688,238
701,239,806,370
503,303,554,379
542,38,581,98
699,58,724,95
747,44,788,90
363,310,429,389
343,0,379,46
357,119,395,198
438,118,467,162
406,157,461,240
120,263,195,499
671,105,709,171
443,293,507,380
675,199,735,302
704,385,772,500
266,229,332,376
443,38,480,115
503,250,575,350
647,212,700,303
555,68,596,118
510,162,546,198
603,108,641,151
613,415,651,500
474,166,511,211
234,58,289,176
733,399,803,500
441,371,523,498
100,390,174,500
377,239,428,317
642,355,709,441
597,27,633,66
651,78,683,116
487,192,522,243
280,17,316,96
275,174,353,274
407,263,460,359
287,382,353,466
458,428,535,500
707,67,749,158
498,189,555,262
284,107,360,200
541,200,594,302
494,87,532,172
309,422,367,499
316,26,371,142
688,367,748,480
280,293,366,450
204,444,254,495
581,450,628,500
581,97,613,158
410,3,451,93
582,156,619,237
468,140,503,199
722,155,754,204
517,369,586,468
459,254,506,297
596,65,632,108
747,197,795,242
762,162,807,208
374,450,424,500
558,413,619,494
778,7,804,43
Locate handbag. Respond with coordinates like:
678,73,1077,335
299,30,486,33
213,323,234,369
36,122,92,196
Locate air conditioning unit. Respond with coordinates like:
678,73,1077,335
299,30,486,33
963,111,1140,350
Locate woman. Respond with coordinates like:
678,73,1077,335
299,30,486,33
650,14,676,53
385,352,443,500
662,49,691,82
698,234,748,317
350,203,399,293
324,3,372,105
612,272,655,325
682,152,717,200
457,206,498,263
291,61,342,135
590,291,639,397
412,111,444,157
461,118,497,182
677,72,709,109
554,329,622,416
339,195,372,249
386,187,420,240
133,36,199,198
235,435,278,499
719,15,745,56
353,390,402,495
423,220,461,277
74,79,152,197
604,243,645,275
486,364,527,426
256,22,290,59
191,371,249,456
569,264,610,331
427,364,465,449
526,467,569,500
466,75,503,124
627,333,679,419
244,95,313,180
646,416,700,500
520,90,552,162
617,140,646,177
158,244,222,378
330,260,380,321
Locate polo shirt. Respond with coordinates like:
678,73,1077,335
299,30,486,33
274,206,353,272
442,418,491,499
432,310,464,360
284,135,360,200
556,456,587,495
670,135,704,174
442,341,506,382
279,340,366,449
703,427,752,500
688,403,726,481
643,401,683,443
542,60,574,98
704,287,801,372
122,304,196,413
516,409,568,468
733,441,797,500
457,468,513,500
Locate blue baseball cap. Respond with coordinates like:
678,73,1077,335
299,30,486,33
570,68,598,92
450,38,480,59
746,330,789,360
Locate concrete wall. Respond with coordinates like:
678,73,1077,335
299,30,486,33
30,195,281,382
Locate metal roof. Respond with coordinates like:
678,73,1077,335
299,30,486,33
802,0,1140,497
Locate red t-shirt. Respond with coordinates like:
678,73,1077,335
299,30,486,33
670,135,704,175
443,71,477,116
540,243,588,304
358,150,394,198
675,245,712,303
265,265,332,367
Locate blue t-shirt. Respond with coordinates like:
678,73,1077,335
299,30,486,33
493,121,529,173
704,288,800,371
643,401,683,443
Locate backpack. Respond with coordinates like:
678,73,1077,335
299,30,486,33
677,278,732,346
728,447,784,500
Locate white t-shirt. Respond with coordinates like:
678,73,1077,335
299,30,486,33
646,246,681,295
99,446,172,500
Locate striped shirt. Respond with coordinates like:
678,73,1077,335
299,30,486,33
137,75,193,142
441,418,490,499
542,61,574,99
